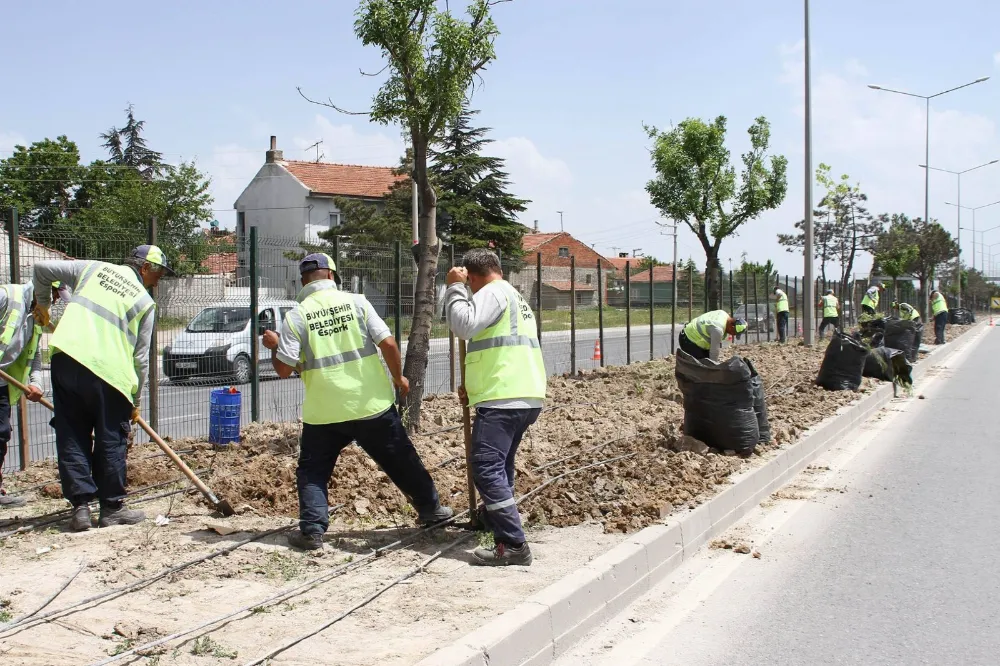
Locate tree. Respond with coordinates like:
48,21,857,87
300,0,505,430
872,222,918,304
431,105,528,257
645,115,788,310
0,136,83,231
100,104,166,180
777,212,838,283
874,214,956,317
816,164,881,289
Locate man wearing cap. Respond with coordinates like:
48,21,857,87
817,289,840,340
0,281,68,507
32,245,171,530
861,283,883,316
679,310,746,361
893,301,921,323
262,253,452,551
772,286,789,343
930,289,949,344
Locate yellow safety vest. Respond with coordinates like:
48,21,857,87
822,295,839,318
861,288,879,309
292,282,394,424
931,293,948,316
775,290,789,313
0,284,41,403
51,262,155,402
898,303,920,321
683,310,730,350
465,280,547,407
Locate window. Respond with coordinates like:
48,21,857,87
558,247,570,258
257,308,275,332
237,212,246,241
576,291,590,306
585,274,592,284
329,212,341,227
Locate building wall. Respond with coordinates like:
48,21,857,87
508,265,603,309
0,232,68,283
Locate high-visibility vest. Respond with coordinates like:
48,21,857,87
465,280,547,407
51,262,155,402
898,303,920,321
822,294,839,318
0,284,41,403
861,287,879,309
931,293,948,316
293,283,394,424
774,290,789,313
683,310,730,350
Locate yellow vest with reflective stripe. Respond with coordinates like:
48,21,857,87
51,262,154,402
775,291,789,313
822,295,839,318
294,284,394,424
465,280,547,406
931,293,948,316
898,303,920,321
861,288,879,309
683,310,730,350
0,284,41,403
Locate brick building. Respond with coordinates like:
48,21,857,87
511,232,615,309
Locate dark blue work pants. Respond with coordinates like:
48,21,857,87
0,388,10,487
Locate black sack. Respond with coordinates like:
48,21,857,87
862,347,912,385
675,350,759,454
745,358,771,444
949,308,975,325
910,321,923,362
816,332,868,391
883,319,917,360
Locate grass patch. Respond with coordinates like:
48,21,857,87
190,636,238,659
476,530,495,549
0,598,13,623
262,552,304,581
108,638,136,656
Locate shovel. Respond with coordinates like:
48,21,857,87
0,368,235,517
458,339,479,529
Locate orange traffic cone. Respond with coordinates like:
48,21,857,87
592,340,602,361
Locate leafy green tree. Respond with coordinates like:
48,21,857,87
100,104,165,180
300,0,506,430
872,223,918,306
0,136,83,231
874,214,956,317
645,116,788,309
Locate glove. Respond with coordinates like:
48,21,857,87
131,406,140,423
32,304,50,328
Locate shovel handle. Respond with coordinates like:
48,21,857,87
0,368,53,411
458,340,478,526
135,416,221,505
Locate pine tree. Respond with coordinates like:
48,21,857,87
100,104,165,180
430,106,529,256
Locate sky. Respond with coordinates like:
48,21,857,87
3,0,1000,277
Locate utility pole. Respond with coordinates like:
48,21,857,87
803,0,815,345
557,210,564,232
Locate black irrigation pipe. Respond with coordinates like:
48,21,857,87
420,401,599,438
0,560,87,631
0,505,346,637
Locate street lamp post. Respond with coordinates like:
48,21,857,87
803,0,815,345
959,216,1000,271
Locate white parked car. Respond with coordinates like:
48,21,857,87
162,300,297,383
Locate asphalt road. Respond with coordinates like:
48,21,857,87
556,326,997,666
11,324,684,470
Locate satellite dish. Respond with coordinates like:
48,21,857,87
210,219,220,229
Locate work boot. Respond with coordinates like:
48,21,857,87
69,504,92,532
416,504,454,525
98,504,146,527
472,541,533,567
287,531,324,551
0,489,26,508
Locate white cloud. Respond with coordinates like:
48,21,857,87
0,131,26,154
489,136,574,232
293,115,403,166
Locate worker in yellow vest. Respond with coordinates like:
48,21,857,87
861,283,883,315
772,287,789,343
32,246,170,531
817,289,840,340
679,310,747,361
930,289,949,344
263,253,451,551
893,302,921,323
0,281,68,507
446,249,547,566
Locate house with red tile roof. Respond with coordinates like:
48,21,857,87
512,230,615,309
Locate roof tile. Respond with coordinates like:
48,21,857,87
283,160,406,198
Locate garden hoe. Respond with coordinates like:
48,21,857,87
0,368,236,517
458,339,479,530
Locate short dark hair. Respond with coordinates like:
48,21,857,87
462,249,502,277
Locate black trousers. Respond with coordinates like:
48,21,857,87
52,353,132,507
776,311,789,342
0,388,10,487
934,311,948,344
818,316,839,337
678,330,710,359
862,305,876,316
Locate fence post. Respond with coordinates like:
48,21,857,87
687,264,693,322
570,255,577,375
765,272,771,342
535,252,542,343
785,275,791,336
394,240,403,405
625,261,631,364
650,263,655,360
670,261,676,355
729,269,735,315
146,216,159,433
794,276,799,337
249,227,260,422
597,259,605,368
8,208,29,471
448,244,455,393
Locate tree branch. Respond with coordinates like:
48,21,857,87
359,63,390,77
296,87,370,116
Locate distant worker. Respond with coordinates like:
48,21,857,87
861,283,884,316
894,301,921,323
772,286,789,343
263,253,452,551
446,249,547,567
33,246,169,531
930,289,949,344
0,281,68,507
817,289,840,340
679,310,747,361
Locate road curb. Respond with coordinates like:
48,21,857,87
414,324,988,666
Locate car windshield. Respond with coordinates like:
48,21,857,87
186,307,252,333
735,304,767,319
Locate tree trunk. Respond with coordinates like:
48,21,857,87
704,252,721,310
401,134,440,433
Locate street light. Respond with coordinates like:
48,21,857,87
803,0,815,345
945,197,1000,277
959,221,1000,271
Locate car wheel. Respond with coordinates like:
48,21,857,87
232,354,252,384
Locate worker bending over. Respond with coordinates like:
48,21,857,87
446,249,547,567
679,310,747,361
861,283,883,316
817,289,840,340
772,287,789,343
930,289,949,344
0,281,68,507
894,302,921,323
264,253,451,551
33,246,168,530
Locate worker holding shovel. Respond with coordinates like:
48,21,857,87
32,245,171,531
446,249,547,567
0,281,69,507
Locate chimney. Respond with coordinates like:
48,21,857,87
265,135,283,163
533,220,539,233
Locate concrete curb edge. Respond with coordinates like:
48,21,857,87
414,324,988,666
